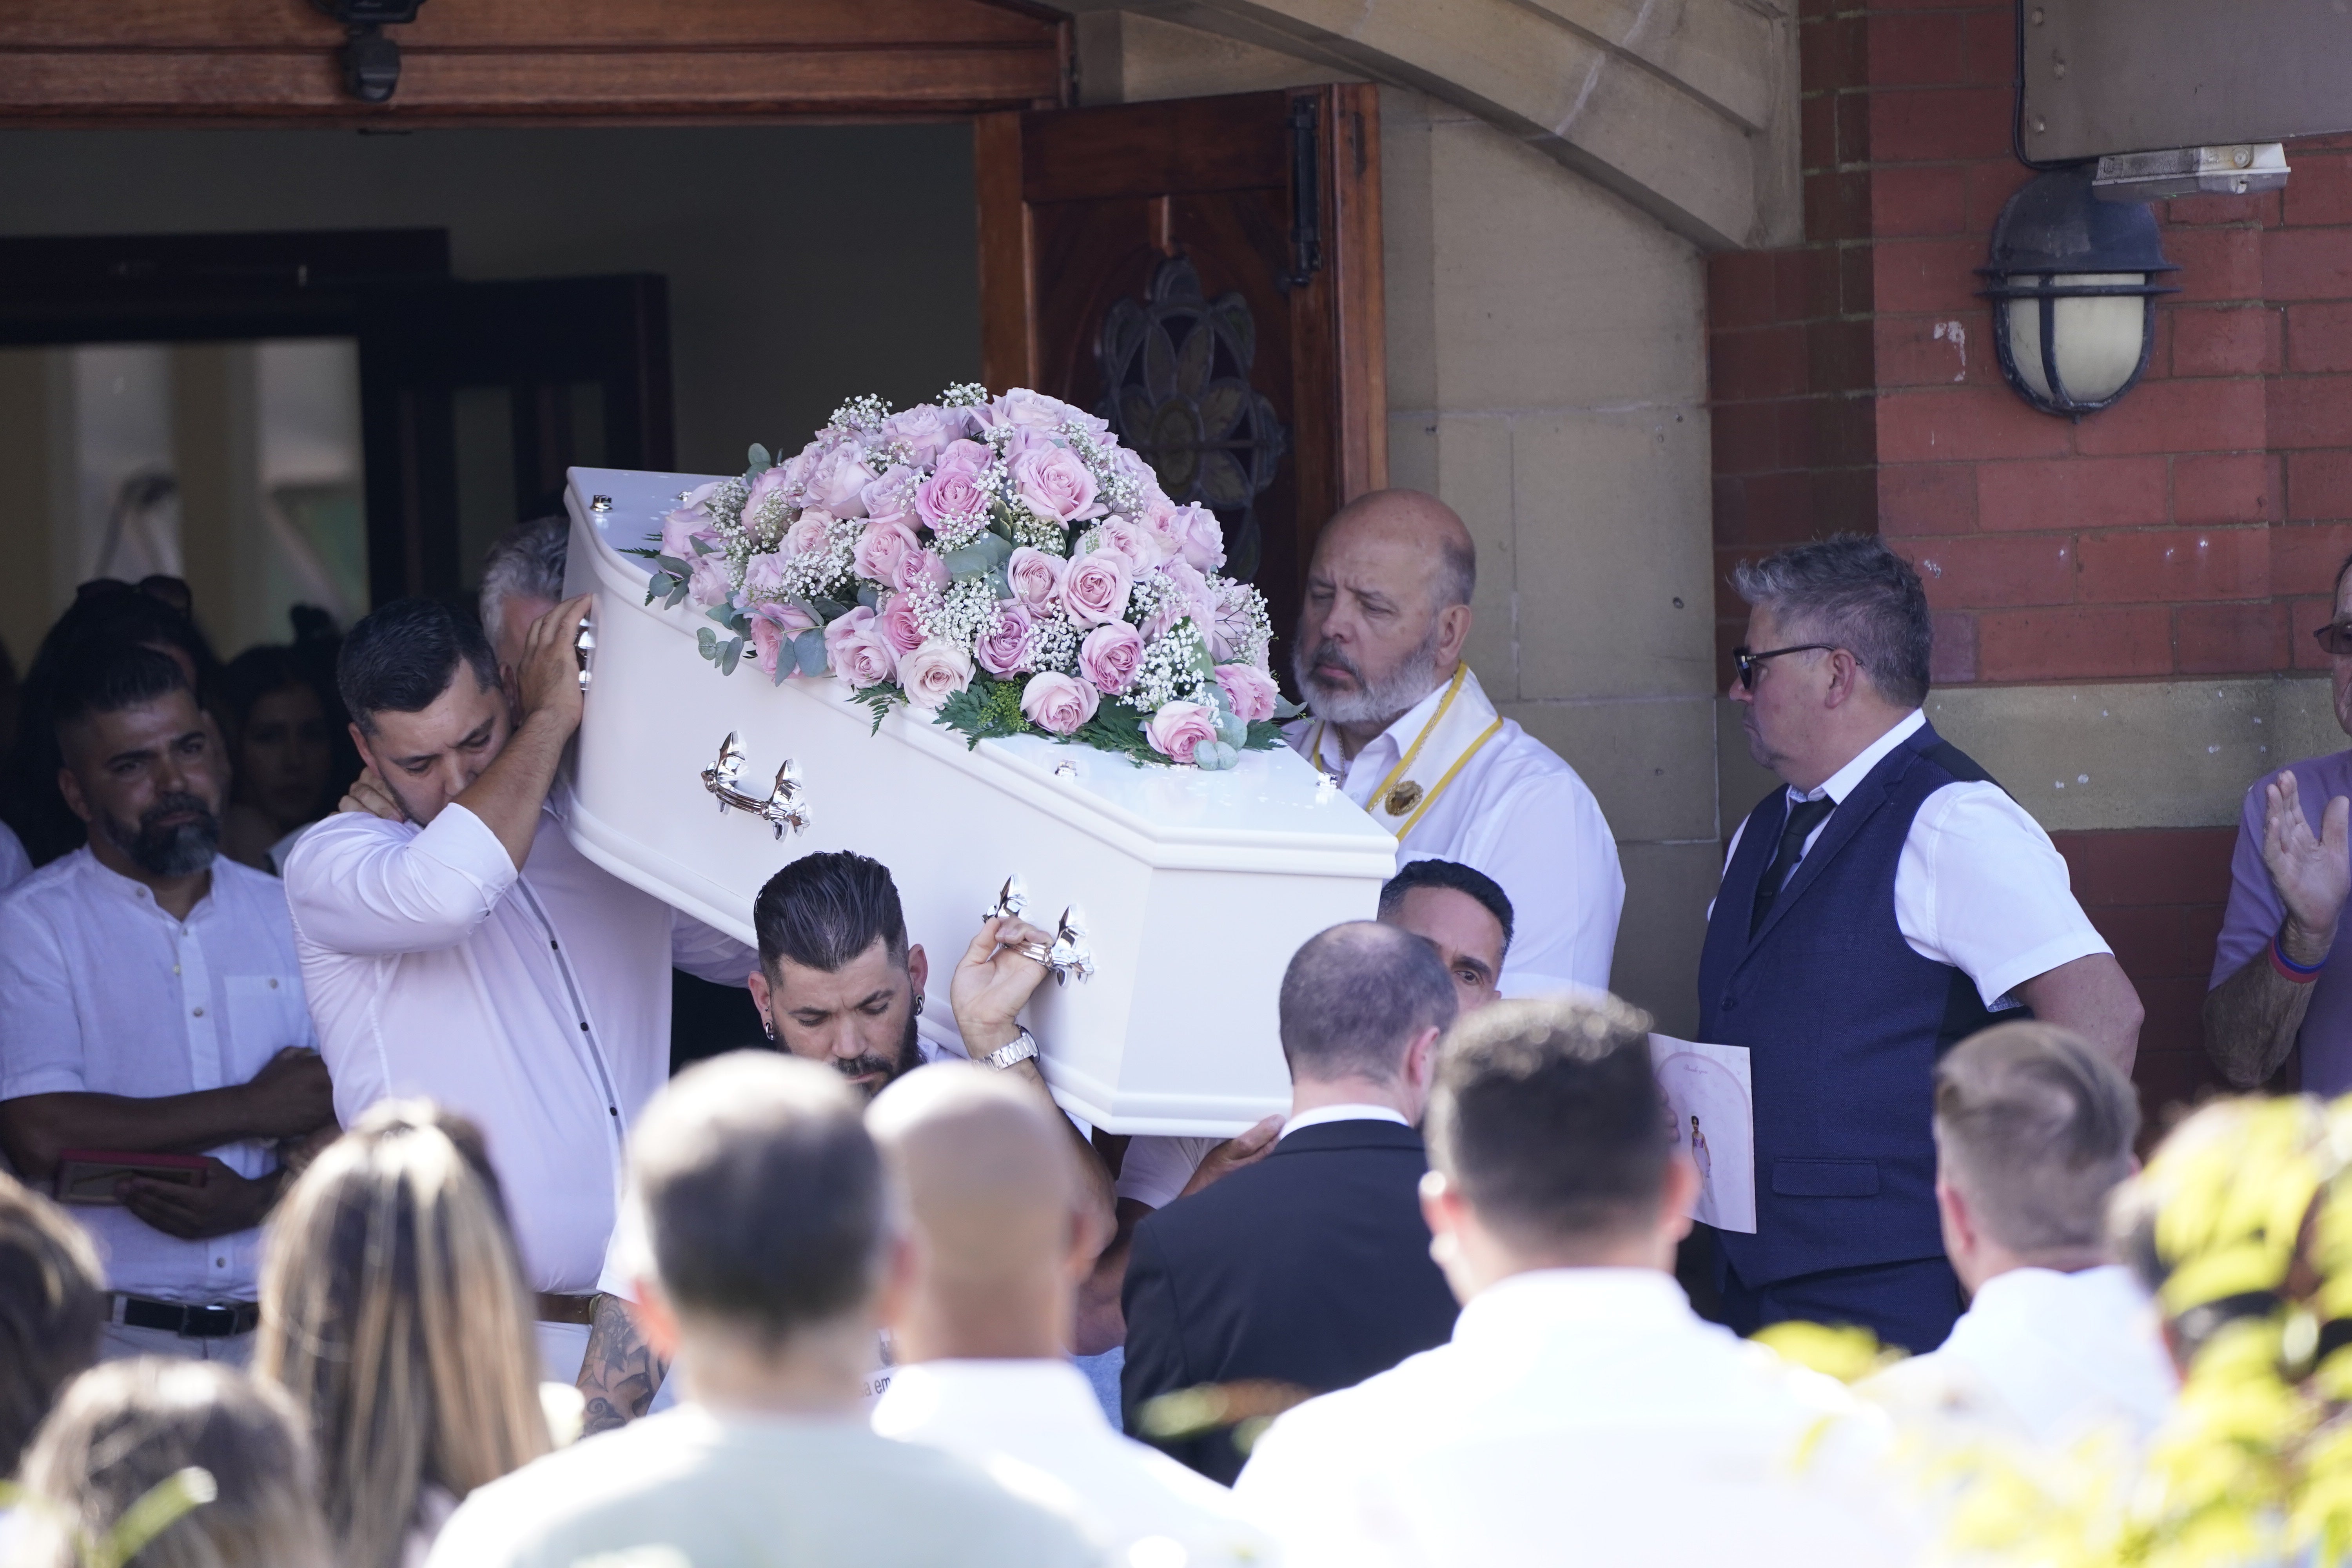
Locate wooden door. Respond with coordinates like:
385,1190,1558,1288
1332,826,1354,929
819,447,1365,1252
974,86,1385,684
357,274,672,604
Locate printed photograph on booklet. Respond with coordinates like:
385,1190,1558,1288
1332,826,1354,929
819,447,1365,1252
51,1149,212,1206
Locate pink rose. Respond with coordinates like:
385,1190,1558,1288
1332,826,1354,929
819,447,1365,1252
975,601,1035,677
852,520,920,584
1077,622,1143,695
659,486,722,561
915,463,989,533
979,388,1109,441
1009,443,1104,524
877,593,927,655
823,606,897,689
881,404,961,465
686,552,735,612
1092,515,1169,569
932,438,993,483
776,442,821,497
893,548,949,598
1174,504,1227,572
1143,559,1217,641
1210,581,1267,667
1004,546,1067,611
1136,499,1190,565
806,444,878,517
899,639,975,712
860,465,920,528
1214,662,1279,723
741,550,791,599
1020,672,1100,736
1061,549,1134,628
1145,701,1220,765
784,510,834,559
748,602,819,679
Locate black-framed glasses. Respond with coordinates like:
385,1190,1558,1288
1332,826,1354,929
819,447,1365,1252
1732,643,1851,691
2316,621,2352,658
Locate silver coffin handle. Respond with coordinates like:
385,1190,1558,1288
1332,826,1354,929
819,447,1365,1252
698,731,811,840
983,877,1094,986
574,613,595,690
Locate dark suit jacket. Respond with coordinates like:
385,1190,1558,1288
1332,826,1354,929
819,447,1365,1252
1118,1117,1461,1482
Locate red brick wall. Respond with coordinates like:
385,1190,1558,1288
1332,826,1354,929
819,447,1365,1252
1708,0,2352,1114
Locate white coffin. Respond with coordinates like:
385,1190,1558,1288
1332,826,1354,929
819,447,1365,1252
559,466,1397,1135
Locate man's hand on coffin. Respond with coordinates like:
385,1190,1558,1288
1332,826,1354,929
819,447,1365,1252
949,914,1056,1054
119,1157,284,1239
1177,1114,1284,1200
337,766,405,822
451,593,595,869
515,593,593,738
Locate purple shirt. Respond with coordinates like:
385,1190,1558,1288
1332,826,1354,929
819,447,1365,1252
2212,748,2352,1094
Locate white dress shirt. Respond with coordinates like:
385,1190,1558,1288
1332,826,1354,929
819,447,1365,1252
0,821,31,893
1860,1264,2175,1447
283,800,752,1293
1234,1268,1915,1568
0,849,316,1301
1280,1103,1409,1139
875,1359,1276,1566
1287,676,1624,997
1720,708,2109,1008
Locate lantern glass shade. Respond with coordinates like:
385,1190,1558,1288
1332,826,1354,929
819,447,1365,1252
2001,273,2149,407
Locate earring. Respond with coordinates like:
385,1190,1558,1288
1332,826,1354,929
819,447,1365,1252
760,1014,775,1040
912,994,925,1016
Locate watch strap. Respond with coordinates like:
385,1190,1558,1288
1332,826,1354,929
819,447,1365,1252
983,1030,1039,1070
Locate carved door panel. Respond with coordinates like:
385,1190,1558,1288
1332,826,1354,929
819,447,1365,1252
974,86,1385,686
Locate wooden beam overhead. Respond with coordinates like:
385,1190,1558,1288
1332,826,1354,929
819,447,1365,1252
0,0,1067,124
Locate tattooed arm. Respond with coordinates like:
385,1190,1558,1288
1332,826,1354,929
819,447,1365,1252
576,1292,667,1436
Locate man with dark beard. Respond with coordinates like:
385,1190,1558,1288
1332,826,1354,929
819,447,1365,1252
575,851,1114,1432
0,646,335,1365
1286,489,1624,998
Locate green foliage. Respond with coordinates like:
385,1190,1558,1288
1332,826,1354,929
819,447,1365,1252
1069,701,1164,766
1243,719,1287,751
850,682,906,735
936,676,1034,750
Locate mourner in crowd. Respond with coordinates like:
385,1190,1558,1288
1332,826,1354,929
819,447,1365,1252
1860,1022,2173,1447
0,645,335,1365
14,1358,330,1568
2208,551,2352,1093
0,1174,103,1486
479,516,572,695
1285,488,1623,998
282,596,755,1383
1234,993,1914,1568
1699,535,2140,1353
256,1101,552,1568
1122,920,1463,1483
869,1063,1276,1566
216,644,339,873
1377,857,1513,1016
426,1053,1100,1568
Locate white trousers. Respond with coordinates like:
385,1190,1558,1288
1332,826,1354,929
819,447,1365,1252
535,1319,591,1386
98,1321,255,1367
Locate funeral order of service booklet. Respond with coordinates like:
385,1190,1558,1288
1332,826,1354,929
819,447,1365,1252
1648,1036,1756,1234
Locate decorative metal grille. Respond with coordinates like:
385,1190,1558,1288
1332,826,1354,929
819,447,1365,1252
1094,256,1287,581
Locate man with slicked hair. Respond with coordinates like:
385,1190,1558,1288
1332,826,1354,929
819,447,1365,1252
428,1053,1098,1568
1236,995,1912,1568
1121,920,1464,1483
871,1064,1274,1567
1379,857,1514,1016
1862,1021,2173,1445
1287,488,1622,996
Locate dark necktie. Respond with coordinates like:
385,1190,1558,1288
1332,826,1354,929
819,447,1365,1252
1750,796,1837,938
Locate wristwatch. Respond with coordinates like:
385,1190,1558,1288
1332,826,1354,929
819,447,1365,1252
983,1029,1040,1071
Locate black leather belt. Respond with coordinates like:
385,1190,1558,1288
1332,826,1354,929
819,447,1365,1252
112,1295,259,1338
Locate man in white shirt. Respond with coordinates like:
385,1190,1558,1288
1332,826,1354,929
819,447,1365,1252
1285,489,1623,996
870,1063,1275,1566
1378,858,1512,1017
1700,535,2143,1352
0,821,31,893
1234,993,1913,1568
1862,1021,2174,1445
0,647,334,1363
283,596,753,1382
426,1052,1097,1568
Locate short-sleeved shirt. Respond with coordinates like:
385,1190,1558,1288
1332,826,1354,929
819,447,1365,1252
0,849,316,1301
2211,749,2352,1094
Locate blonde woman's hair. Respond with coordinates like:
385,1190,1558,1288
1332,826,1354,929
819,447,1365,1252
15,1357,328,1568
255,1101,548,1568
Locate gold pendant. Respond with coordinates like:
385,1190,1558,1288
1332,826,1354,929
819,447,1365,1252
1384,779,1424,816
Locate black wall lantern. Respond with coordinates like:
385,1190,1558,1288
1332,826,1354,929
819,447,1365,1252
1978,166,2178,418
312,0,428,104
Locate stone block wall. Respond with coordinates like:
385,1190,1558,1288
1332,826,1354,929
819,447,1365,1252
1709,0,2352,1114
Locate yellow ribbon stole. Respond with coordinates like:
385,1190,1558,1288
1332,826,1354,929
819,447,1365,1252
1365,663,1504,840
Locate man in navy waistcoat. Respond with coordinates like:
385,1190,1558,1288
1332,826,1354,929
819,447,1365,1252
1697,536,2142,1354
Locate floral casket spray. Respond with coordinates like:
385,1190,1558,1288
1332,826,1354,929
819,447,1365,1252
557,389,1397,1134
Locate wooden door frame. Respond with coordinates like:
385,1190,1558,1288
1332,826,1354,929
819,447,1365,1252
974,85,1388,577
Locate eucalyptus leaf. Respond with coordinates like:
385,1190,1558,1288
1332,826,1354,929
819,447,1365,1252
1270,693,1307,721
857,584,882,613
809,593,850,621
697,627,718,656
984,567,1013,601
664,580,691,610
721,636,745,677
690,536,719,556
942,534,1013,579
655,554,692,577
748,442,773,472
793,628,829,677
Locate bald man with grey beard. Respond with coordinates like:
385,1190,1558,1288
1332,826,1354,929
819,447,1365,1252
1285,488,1623,998
869,1065,1275,1567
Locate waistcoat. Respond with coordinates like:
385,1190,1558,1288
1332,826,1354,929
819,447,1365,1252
1697,720,2009,1288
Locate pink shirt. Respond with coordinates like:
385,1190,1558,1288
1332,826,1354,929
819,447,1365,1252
2212,748,2352,1094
